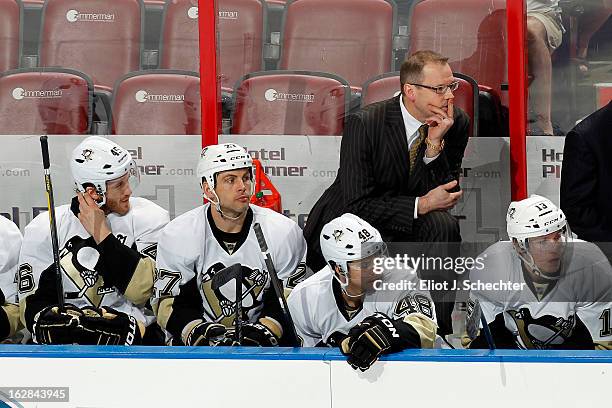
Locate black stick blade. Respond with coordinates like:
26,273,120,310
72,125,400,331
211,263,243,291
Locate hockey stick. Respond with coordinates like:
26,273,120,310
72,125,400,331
466,298,495,350
253,222,299,346
40,136,65,310
480,313,496,350
211,263,243,345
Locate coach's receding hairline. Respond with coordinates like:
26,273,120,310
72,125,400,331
400,50,450,93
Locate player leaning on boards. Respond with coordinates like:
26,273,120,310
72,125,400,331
288,214,438,372
465,195,612,349
0,216,23,342
19,136,169,345
153,143,306,347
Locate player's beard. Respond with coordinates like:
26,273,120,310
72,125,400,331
219,197,250,219
104,196,131,216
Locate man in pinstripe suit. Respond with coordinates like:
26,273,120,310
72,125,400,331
304,50,470,335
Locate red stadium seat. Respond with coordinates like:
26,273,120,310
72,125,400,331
0,0,22,73
279,0,395,90
160,0,266,92
231,70,349,135
361,72,401,107
407,0,508,106
39,0,143,91
451,72,478,138
361,71,479,137
159,0,199,71
0,68,92,134
111,70,200,135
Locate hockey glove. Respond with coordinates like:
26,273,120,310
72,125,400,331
184,321,227,346
78,306,142,345
33,304,84,344
220,322,280,347
342,313,404,371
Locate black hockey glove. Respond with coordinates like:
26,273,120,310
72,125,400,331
33,304,84,344
219,322,280,347
78,307,142,346
342,313,405,371
184,321,227,346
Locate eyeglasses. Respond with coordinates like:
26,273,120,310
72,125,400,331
407,80,460,95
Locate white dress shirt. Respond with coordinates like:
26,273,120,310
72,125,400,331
399,97,439,219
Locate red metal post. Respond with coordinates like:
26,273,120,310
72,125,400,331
198,0,221,147
507,0,528,200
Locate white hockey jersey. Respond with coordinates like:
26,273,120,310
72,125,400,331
287,265,439,348
153,204,306,338
19,197,169,331
466,240,612,349
0,216,22,338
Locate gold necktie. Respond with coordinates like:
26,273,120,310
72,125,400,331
409,124,428,172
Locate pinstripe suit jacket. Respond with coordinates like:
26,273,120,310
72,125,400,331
304,95,469,269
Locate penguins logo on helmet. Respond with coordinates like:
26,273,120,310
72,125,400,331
200,262,267,326
507,207,516,220
332,229,344,242
81,149,93,161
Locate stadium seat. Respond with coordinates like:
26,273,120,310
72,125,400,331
279,0,395,90
38,0,144,91
160,0,266,92
159,0,199,72
361,71,479,137
361,71,401,107
231,70,349,135
451,72,478,138
0,68,93,134
111,70,200,135
407,0,508,106
0,0,22,73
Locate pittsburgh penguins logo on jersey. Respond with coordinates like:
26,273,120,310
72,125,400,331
201,262,267,326
60,236,112,307
505,308,591,349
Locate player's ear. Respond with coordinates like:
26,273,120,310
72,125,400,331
511,238,525,255
202,181,215,200
84,186,102,203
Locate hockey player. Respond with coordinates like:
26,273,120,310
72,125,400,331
465,195,612,349
153,143,306,347
0,216,22,342
288,213,438,371
19,136,169,345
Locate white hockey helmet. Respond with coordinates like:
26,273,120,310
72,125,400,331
320,213,386,293
197,143,254,190
507,195,568,246
70,136,140,206
506,195,570,279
